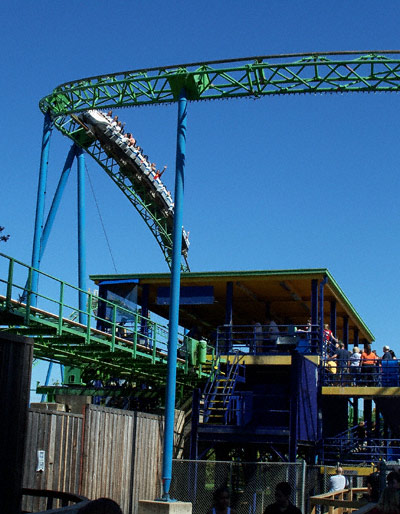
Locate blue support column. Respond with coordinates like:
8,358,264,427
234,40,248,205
225,281,233,353
225,282,233,325
353,327,359,348
330,299,337,337
311,280,318,352
319,277,327,354
40,145,76,258
140,284,150,345
343,316,349,349
76,146,87,325
289,350,301,461
40,361,54,402
31,111,53,305
162,88,187,500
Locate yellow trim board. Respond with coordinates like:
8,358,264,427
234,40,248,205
205,354,320,366
322,386,400,397
320,465,374,476
219,355,319,365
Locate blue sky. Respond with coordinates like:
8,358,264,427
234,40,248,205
1,1,400,398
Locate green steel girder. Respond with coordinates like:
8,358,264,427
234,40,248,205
38,52,400,273
60,117,190,272
40,52,400,118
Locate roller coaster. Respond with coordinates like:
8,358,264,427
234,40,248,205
36,50,400,275
3,53,400,490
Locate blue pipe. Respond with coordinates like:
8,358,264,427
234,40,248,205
21,145,76,303
319,276,328,354
41,361,54,402
31,111,53,306
40,144,76,258
162,88,187,500
76,146,87,325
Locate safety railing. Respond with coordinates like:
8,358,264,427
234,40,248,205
0,253,215,374
21,488,88,512
310,488,372,514
320,358,400,387
216,323,319,354
323,437,400,464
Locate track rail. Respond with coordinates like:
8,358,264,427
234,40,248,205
40,51,400,119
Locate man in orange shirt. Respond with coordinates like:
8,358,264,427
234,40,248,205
361,344,379,385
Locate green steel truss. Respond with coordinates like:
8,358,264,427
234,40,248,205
70,119,190,272
40,51,400,118
40,51,400,272
0,253,213,390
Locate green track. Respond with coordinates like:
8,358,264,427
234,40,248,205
41,51,400,118
0,253,214,392
39,51,400,270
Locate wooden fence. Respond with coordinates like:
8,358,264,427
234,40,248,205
22,405,184,514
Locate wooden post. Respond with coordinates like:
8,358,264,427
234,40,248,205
0,333,33,513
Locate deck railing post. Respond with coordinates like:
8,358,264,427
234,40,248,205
58,281,64,335
25,268,33,326
111,304,116,351
86,293,92,344
152,323,157,364
133,310,138,358
6,257,14,309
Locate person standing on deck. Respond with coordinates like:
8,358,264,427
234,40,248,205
328,467,348,492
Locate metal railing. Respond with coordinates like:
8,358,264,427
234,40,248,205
216,323,319,355
320,358,400,387
323,438,400,464
21,488,88,511
310,488,371,514
0,253,216,375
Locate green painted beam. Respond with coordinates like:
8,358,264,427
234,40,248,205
0,253,213,388
39,51,400,274
40,52,400,119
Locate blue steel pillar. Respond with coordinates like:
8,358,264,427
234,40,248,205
40,361,54,402
225,281,233,353
162,88,187,500
31,111,53,305
319,277,327,354
140,284,150,346
76,146,87,325
40,145,76,259
353,327,359,348
289,350,301,462
311,280,318,352
225,282,233,325
330,299,337,337
343,316,349,349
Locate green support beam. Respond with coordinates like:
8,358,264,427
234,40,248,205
40,52,400,121
0,253,212,390
39,51,400,272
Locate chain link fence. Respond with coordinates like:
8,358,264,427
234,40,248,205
171,460,307,514
171,462,371,514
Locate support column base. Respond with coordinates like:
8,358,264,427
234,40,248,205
138,500,192,514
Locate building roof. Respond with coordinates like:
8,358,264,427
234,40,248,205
90,268,374,343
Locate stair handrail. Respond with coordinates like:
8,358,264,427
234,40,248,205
223,350,245,423
322,423,369,462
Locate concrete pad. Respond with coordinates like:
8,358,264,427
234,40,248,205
138,500,192,514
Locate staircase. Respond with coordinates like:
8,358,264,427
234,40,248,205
321,424,394,464
201,351,246,425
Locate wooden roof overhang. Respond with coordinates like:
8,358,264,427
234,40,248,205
91,268,373,343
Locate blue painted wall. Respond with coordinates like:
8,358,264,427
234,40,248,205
297,357,318,441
